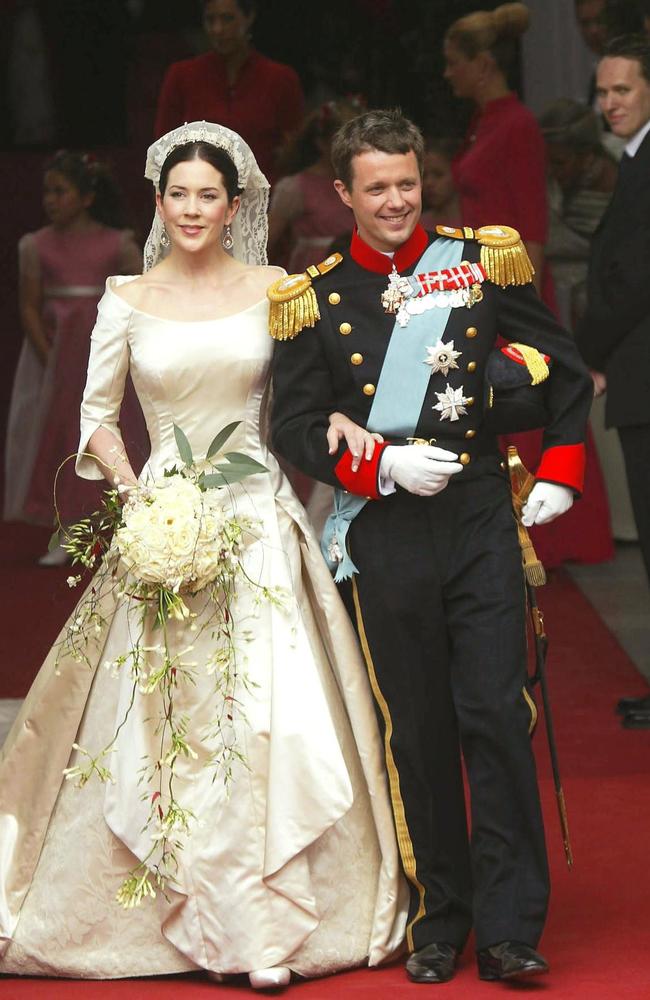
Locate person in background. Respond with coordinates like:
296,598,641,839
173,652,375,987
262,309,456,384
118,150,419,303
540,98,618,327
419,137,462,230
268,98,361,274
443,2,546,294
574,0,644,106
154,0,305,182
267,98,361,523
576,35,650,728
541,98,634,545
3,151,145,564
444,1,614,570
574,0,608,61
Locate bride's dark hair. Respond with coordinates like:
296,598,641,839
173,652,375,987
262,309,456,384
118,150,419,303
159,142,242,200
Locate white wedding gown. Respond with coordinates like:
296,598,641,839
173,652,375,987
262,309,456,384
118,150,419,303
0,276,407,979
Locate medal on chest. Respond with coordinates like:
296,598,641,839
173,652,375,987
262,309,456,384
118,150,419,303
381,260,485,327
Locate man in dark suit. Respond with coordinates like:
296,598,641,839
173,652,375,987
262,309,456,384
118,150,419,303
576,35,650,728
270,109,592,984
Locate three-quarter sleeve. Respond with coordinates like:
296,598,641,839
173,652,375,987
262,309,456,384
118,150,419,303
76,282,133,480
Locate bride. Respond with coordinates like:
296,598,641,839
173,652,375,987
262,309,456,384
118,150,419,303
0,122,407,988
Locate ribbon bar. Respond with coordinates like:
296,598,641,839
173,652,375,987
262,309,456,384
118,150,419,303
411,261,486,297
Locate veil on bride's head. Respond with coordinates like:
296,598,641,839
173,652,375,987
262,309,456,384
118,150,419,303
143,121,270,271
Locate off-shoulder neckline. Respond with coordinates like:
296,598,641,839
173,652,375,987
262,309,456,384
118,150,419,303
106,274,278,324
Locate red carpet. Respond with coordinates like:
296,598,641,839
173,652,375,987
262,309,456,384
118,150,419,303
1,527,650,998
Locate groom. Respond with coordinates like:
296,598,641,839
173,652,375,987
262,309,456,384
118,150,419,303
269,109,591,984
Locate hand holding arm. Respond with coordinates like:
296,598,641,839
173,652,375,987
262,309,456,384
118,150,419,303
327,412,384,472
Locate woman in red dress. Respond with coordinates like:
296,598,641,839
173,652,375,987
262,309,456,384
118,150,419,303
443,1,613,568
155,0,305,182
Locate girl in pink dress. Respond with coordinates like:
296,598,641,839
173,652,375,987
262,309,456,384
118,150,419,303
419,138,463,231
4,152,145,562
268,100,360,513
268,100,361,274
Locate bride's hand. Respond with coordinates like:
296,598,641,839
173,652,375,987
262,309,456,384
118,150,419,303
327,412,384,473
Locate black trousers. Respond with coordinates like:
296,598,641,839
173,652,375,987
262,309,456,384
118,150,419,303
342,459,549,953
618,423,650,588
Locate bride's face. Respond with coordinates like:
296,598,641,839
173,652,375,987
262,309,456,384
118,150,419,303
157,158,239,255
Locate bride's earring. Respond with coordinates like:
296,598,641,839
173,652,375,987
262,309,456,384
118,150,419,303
160,224,170,248
222,223,234,251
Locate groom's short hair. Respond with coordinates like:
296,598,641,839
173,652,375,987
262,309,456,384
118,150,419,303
331,108,424,190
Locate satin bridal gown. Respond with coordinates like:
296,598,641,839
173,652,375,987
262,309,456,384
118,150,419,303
0,276,407,979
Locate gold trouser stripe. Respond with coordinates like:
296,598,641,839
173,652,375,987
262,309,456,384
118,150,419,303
351,577,426,951
523,685,538,735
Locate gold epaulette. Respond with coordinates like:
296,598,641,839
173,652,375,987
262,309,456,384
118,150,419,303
435,223,535,288
267,252,343,341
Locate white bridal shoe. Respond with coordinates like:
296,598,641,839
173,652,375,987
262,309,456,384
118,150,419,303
248,967,291,989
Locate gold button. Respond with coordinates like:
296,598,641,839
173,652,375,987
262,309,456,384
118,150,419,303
351,352,363,365
363,383,376,396
466,326,478,338
329,292,341,305
465,429,476,439
339,322,352,335
459,453,471,465
467,361,477,372
466,396,475,406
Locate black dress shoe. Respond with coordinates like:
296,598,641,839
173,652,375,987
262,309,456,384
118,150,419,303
622,710,650,729
477,941,549,981
406,942,457,983
616,694,650,715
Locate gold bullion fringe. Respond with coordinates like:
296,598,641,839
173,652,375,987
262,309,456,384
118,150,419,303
268,283,320,340
480,241,534,288
351,577,427,952
509,342,550,385
517,520,547,587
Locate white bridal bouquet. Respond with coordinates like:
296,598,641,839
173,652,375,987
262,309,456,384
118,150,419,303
54,424,285,907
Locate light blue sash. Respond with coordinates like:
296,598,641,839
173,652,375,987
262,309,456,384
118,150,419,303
322,237,465,580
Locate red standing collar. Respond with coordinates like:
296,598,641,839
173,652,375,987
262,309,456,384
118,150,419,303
349,224,429,274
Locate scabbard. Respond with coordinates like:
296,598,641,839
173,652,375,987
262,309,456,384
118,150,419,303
507,446,573,869
527,582,574,869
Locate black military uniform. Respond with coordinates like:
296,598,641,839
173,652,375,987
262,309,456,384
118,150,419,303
270,224,591,955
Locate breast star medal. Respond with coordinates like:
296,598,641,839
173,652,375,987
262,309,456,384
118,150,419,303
424,339,462,377
433,384,469,421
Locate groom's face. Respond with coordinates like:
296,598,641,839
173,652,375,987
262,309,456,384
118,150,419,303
334,149,422,254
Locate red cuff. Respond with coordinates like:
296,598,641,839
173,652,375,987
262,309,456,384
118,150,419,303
536,444,586,495
334,440,391,499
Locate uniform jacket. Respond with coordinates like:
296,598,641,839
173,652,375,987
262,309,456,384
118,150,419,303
271,225,591,498
576,130,650,428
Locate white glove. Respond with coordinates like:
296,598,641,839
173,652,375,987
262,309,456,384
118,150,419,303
521,482,573,526
380,445,463,497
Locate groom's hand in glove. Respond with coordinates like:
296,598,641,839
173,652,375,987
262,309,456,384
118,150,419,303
380,445,463,497
521,482,573,526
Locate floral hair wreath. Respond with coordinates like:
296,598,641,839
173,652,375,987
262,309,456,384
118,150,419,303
143,120,270,271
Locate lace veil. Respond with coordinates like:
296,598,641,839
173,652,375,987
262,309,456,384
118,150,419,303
143,121,270,271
